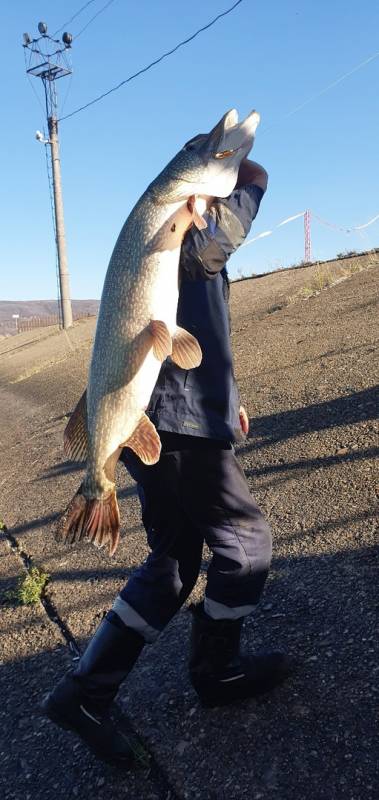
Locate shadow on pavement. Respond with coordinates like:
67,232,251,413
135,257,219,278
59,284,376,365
39,463,138,499
0,645,160,800
253,341,378,378
39,461,86,479
8,512,61,537
0,543,376,800
7,489,137,541
276,509,376,543
244,446,378,486
241,386,378,452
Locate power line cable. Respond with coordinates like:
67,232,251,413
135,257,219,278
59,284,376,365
23,48,46,114
60,72,74,114
241,209,379,249
53,0,98,36
354,214,379,231
263,50,379,133
313,211,379,233
59,0,245,121
28,1,114,115
75,0,116,39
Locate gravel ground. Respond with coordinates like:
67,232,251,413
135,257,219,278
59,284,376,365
0,255,378,800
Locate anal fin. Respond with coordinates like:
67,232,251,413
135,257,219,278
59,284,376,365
64,390,88,461
123,413,161,465
171,326,202,369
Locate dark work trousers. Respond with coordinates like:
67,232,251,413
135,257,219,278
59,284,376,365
113,433,272,643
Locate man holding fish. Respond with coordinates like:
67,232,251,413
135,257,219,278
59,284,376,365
43,109,291,765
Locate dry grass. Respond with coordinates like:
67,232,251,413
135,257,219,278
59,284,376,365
289,255,377,304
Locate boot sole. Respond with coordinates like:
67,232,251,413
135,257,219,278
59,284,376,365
195,668,293,708
41,694,133,768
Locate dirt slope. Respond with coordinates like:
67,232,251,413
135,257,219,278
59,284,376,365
0,254,378,800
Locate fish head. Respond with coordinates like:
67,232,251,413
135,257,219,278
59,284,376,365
149,109,260,203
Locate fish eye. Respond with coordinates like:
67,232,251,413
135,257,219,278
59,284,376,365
184,133,207,151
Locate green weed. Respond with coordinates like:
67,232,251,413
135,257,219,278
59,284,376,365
6,567,49,605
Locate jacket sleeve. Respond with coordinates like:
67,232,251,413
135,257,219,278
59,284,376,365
180,184,264,281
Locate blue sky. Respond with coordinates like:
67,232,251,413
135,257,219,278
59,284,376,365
1,0,378,300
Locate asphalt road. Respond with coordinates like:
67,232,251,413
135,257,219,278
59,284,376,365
1,255,378,800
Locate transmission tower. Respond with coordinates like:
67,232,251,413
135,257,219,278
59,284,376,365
304,209,312,263
23,22,73,329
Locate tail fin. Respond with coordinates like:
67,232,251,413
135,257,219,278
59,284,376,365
56,485,120,556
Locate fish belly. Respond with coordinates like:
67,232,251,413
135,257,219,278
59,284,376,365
86,262,179,495
149,250,179,334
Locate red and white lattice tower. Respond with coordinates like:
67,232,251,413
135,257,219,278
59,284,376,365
304,209,312,262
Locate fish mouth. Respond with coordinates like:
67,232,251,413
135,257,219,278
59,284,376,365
154,108,261,202
208,108,260,158
184,109,259,160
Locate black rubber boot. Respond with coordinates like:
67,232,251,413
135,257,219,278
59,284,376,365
189,603,293,708
42,611,145,765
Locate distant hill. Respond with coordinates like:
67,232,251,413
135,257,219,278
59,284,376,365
0,299,99,336
1,248,377,337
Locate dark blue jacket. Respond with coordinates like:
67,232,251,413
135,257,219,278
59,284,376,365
147,184,264,443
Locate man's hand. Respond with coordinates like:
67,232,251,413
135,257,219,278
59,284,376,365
239,405,249,436
236,159,268,192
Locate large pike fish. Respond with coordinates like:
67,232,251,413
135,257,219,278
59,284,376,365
57,108,260,555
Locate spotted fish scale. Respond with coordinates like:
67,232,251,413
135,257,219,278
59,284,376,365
56,108,260,554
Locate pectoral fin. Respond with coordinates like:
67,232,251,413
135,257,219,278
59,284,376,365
63,390,88,461
171,326,202,369
123,413,161,465
149,320,172,361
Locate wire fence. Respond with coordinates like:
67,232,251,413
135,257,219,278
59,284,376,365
18,315,60,332
0,312,96,337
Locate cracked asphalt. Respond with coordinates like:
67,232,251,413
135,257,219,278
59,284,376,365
0,254,378,800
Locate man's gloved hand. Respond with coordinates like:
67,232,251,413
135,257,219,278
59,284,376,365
235,159,268,192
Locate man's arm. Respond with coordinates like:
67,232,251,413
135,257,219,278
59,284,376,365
180,158,268,281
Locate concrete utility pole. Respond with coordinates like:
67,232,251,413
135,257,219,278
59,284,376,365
48,116,73,329
23,22,73,329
